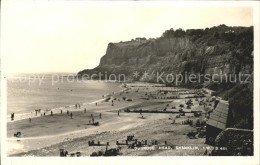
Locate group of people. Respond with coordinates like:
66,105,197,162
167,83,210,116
27,108,75,123
25,99,110,123
75,103,81,109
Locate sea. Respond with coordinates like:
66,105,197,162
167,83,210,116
7,73,122,119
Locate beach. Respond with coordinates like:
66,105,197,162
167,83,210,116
7,83,214,156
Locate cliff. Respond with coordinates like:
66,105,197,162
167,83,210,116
78,24,253,83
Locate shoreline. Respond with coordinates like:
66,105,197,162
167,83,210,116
7,83,126,122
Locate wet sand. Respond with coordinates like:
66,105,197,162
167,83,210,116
7,83,213,156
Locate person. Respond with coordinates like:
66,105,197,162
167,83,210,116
79,104,81,109
84,108,86,113
51,111,53,116
75,104,77,109
36,111,38,116
11,113,14,121
44,112,46,116
92,116,94,123
96,102,97,106
29,118,31,123
67,110,69,115
172,119,175,124
61,110,62,114
118,111,120,116
99,113,102,119
70,112,73,119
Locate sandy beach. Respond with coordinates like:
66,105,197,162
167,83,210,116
7,83,214,156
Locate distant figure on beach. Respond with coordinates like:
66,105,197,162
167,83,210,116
96,102,97,106
11,113,14,121
70,112,73,119
99,113,102,119
61,110,62,114
172,119,175,124
92,116,94,123
35,111,38,116
29,118,31,123
84,108,86,113
118,111,120,116
79,104,81,109
51,111,53,116
44,112,45,116
41,113,42,116
75,104,77,109
67,110,69,115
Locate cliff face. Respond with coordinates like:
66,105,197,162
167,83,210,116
78,25,253,83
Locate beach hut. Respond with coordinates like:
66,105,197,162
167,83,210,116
206,101,229,145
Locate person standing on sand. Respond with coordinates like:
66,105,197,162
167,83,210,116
44,112,45,116
79,104,81,109
11,113,14,121
118,111,120,116
92,116,94,123
70,112,73,119
29,118,31,123
100,113,102,119
96,102,97,106
51,111,53,116
84,108,86,113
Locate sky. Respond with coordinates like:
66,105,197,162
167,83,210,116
2,2,253,74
